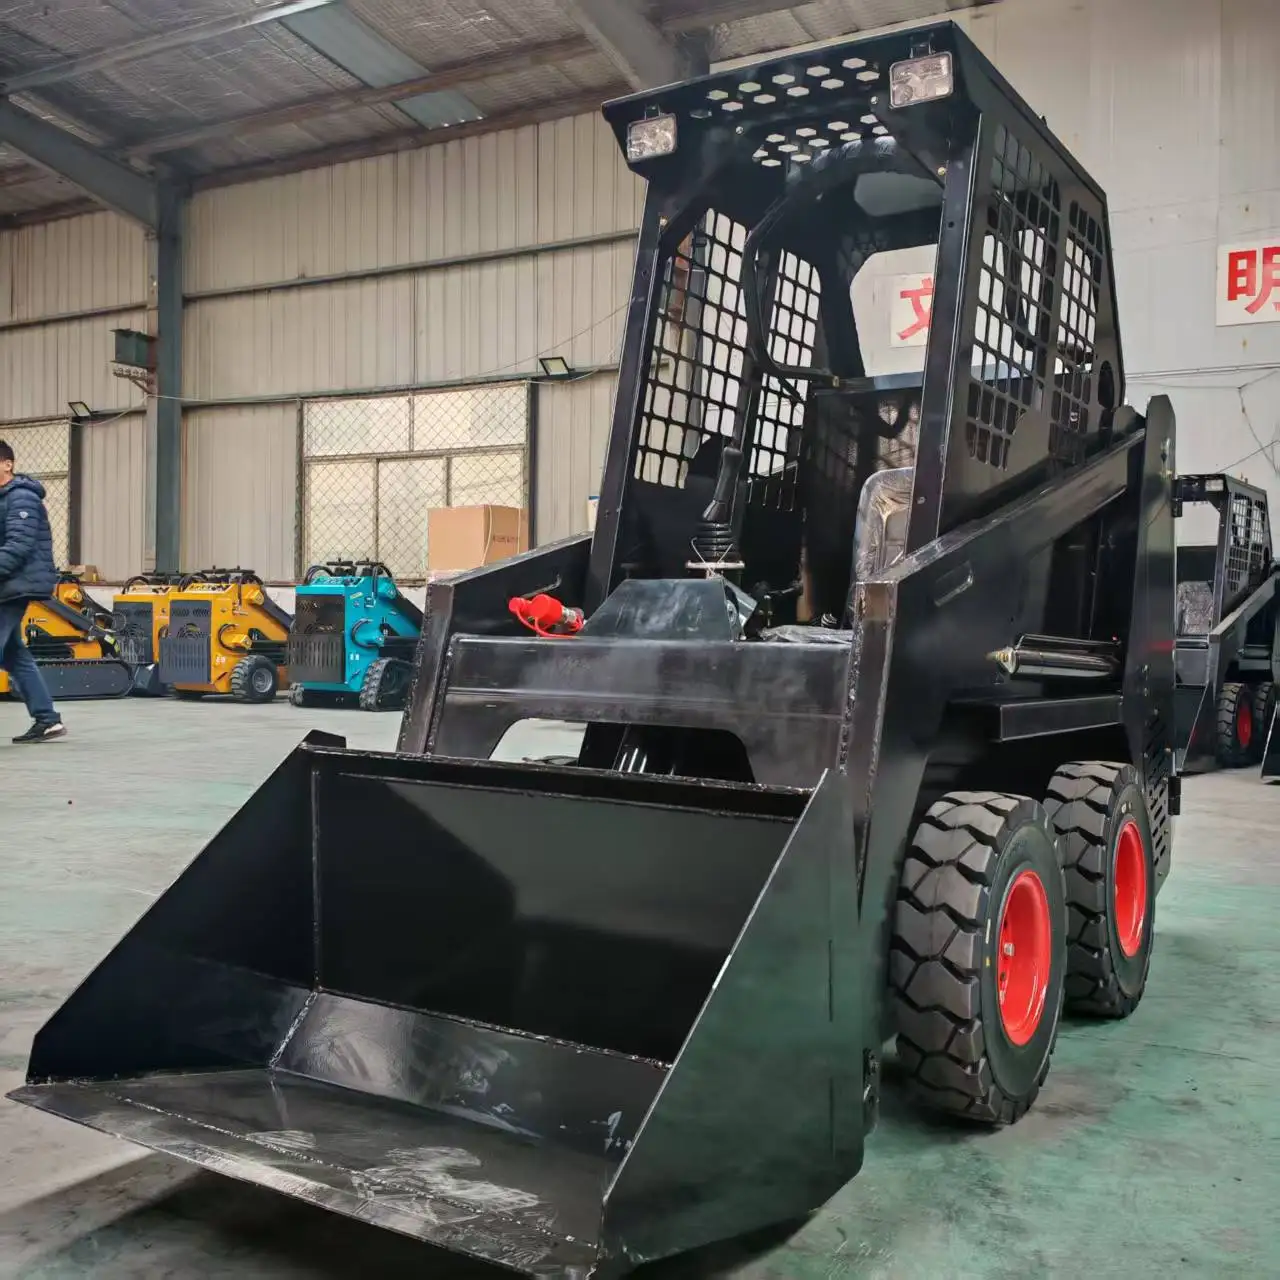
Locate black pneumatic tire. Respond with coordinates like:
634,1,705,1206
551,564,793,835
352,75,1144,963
1043,762,1155,1018
231,655,279,703
1215,681,1255,766
289,684,309,708
891,792,1067,1125
1253,683,1276,762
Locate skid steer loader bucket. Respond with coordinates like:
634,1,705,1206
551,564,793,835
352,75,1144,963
11,733,866,1276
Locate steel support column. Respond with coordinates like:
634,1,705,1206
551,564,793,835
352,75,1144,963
145,187,184,573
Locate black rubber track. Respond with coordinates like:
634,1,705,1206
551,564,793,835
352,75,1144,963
890,791,1066,1126
1215,680,1253,766
1043,761,1153,1018
359,656,409,712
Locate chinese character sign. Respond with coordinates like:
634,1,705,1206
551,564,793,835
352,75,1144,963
889,273,934,348
1217,234,1280,327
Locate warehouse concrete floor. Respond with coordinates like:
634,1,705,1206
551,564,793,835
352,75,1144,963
0,697,1277,1279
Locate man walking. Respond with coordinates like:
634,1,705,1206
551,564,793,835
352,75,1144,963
0,440,66,742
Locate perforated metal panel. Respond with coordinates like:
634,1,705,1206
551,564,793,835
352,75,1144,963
967,126,1059,472
288,594,347,684
112,601,155,665
1225,490,1272,603
159,600,211,685
635,211,750,490
633,214,823,510
751,251,822,507
939,109,1121,535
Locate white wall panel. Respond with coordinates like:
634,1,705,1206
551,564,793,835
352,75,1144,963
0,310,148,421
1220,0,1280,200
411,241,632,388
0,212,147,324
534,373,616,543
81,412,147,580
183,278,416,400
185,114,644,295
185,240,633,401
181,403,298,579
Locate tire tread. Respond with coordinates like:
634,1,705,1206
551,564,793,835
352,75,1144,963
890,791,1062,1126
1216,681,1252,767
1043,761,1151,1017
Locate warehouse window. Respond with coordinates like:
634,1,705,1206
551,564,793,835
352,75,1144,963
0,419,71,567
301,384,528,581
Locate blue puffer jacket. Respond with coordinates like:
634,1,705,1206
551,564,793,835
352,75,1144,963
0,475,58,605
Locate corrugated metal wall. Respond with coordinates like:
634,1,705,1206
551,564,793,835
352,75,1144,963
536,373,617,541
182,403,299,580
182,112,644,566
0,211,149,575
80,413,148,581
3,0,1278,577
0,213,149,425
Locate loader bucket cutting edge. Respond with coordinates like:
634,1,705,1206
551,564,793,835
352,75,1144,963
9,737,865,1277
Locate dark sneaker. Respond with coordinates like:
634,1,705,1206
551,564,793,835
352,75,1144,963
13,720,66,744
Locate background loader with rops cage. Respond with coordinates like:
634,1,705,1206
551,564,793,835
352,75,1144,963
1172,473,1278,771
11,23,1177,1280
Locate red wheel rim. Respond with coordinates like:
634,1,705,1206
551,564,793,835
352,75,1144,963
1238,702,1253,749
996,869,1052,1046
1114,817,1148,959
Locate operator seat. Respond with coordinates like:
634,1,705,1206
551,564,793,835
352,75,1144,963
761,465,915,643
853,466,914,580
1176,581,1215,637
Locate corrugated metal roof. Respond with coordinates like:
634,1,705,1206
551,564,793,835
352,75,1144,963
0,0,991,221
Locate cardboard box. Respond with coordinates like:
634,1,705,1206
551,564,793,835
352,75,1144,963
427,505,529,572
67,564,101,583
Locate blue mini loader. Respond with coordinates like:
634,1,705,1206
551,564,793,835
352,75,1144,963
287,560,423,711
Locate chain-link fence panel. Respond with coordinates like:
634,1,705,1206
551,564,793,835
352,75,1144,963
301,383,530,581
0,419,71,567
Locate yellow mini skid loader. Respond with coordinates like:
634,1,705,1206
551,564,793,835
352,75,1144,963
111,572,188,696
0,572,133,700
158,568,293,702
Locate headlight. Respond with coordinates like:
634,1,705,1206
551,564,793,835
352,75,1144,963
888,52,954,108
627,113,678,161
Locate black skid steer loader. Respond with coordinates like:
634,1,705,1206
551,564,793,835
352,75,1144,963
10,23,1177,1278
